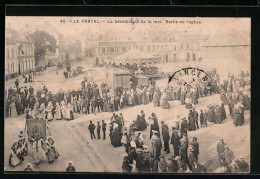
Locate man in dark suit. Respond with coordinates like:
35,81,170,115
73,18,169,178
102,120,107,140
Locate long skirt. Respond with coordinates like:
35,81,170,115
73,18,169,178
221,107,227,119
207,110,215,122
215,112,223,124
180,95,185,105
46,147,59,162
47,112,53,121
10,107,18,118
9,153,23,167
32,148,46,164
162,100,170,109
153,98,160,107
54,110,62,120
233,113,244,126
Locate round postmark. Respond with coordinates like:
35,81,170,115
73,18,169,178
168,67,211,87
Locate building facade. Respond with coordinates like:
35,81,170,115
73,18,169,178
5,38,18,78
17,35,35,74
59,39,83,63
84,30,205,65
5,29,35,80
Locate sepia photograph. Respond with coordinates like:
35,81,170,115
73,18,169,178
4,16,250,173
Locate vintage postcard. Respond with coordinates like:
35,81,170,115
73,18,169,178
4,16,250,173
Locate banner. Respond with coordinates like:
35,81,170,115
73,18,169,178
26,119,47,141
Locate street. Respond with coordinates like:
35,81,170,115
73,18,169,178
4,90,250,172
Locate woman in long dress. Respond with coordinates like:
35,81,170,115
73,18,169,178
10,102,17,118
39,103,46,119
46,102,53,121
31,136,46,165
9,140,25,167
66,103,74,120
60,100,67,119
45,136,59,164
161,93,170,109
54,102,62,120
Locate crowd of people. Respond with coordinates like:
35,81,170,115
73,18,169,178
5,64,250,173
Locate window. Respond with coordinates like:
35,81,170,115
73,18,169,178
174,54,177,61
11,49,14,57
11,63,14,73
147,45,151,52
29,59,31,69
187,44,189,49
7,63,10,74
181,44,183,49
7,49,9,58
152,45,155,52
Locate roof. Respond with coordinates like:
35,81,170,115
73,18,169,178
108,69,131,75
202,30,250,47
133,75,149,79
114,49,157,60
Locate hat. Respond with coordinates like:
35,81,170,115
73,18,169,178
153,131,158,134
161,121,164,123
18,130,24,138
138,131,142,134
193,137,197,141
97,121,100,123
68,161,73,165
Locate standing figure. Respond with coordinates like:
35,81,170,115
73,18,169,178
66,103,74,120
9,140,25,167
46,102,54,121
149,113,160,139
54,102,62,120
199,110,204,127
102,120,106,140
171,127,180,156
88,121,96,140
97,121,101,139
31,136,46,165
193,108,199,129
45,136,59,164
151,131,162,159
161,121,170,153
10,101,18,118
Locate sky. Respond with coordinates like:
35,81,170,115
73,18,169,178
6,16,251,38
